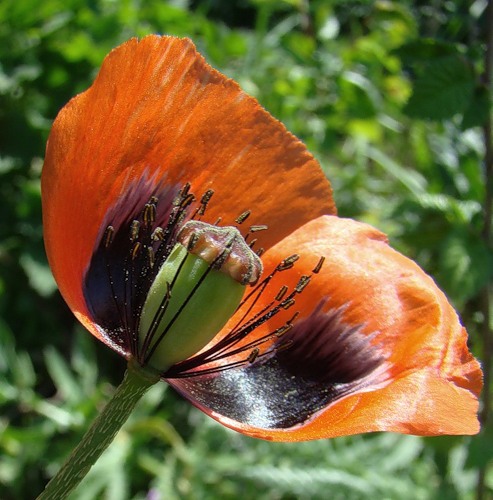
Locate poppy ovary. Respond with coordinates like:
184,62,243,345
138,220,263,372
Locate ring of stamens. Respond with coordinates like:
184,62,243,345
97,182,324,378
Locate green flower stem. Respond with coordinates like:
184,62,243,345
37,358,160,500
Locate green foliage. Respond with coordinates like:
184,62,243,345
0,0,491,498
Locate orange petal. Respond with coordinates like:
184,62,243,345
41,35,334,346
170,215,481,440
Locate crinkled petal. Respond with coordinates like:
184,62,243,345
168,216,481,440
41,35,334,346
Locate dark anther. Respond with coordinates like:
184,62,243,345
275,323,293,337
143,202,156,225
277,254,300,271
179,193,195,209
248,348,260,363
248,238,257,248
130,220,140,242
148,246,155,268
295,275,311,293
179,182,191,198
275,339,293,352
152,227,165,241
198,189,214,215
103,225,115,248
132,241,141,260
275,285,288,301
281,298,295,309
249,224,268,233
235,210,251,224
313,256,325,274
256,248,264,257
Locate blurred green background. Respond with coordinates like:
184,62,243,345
1,0,492,498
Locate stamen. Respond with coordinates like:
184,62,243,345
235,210,251,224
197,189,214,216
178,182,191,199
313,256,325,274
143,202,157,225
275,285,288,301
130,220,140,242
132,241,141,260
275,323,293,336
91,180,330,382
295,275,311,293
152,227,165,241
147,246,155,269
179,193,195,209
248,347,260,363
277,254,299,271
281,298,295,309
249,225,268,233
103,225,114,248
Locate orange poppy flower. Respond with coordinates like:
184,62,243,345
42,35,482,441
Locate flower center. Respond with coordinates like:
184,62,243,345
137,221,262,371
83,182,324,378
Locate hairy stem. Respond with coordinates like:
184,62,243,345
37,359,160,500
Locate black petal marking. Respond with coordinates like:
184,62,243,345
276,302,383,384
83,177,185,354
168,305,386,429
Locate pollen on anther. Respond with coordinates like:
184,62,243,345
249,225,268,233
278,254,300,271
198,189,214,215
130,220,140,241
235,210,251,224
152,227,165,241
295,275,311,293
147,246,155,268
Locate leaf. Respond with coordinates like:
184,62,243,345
404,55,475,120
44,347,82,403
19,253,57,298
366,146,428,195
461,85,491,129
394,38,457,65
437,229,493,306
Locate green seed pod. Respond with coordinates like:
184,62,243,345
139,221,262,372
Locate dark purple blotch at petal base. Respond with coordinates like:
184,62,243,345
83,177,183,353
168,305,385,429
